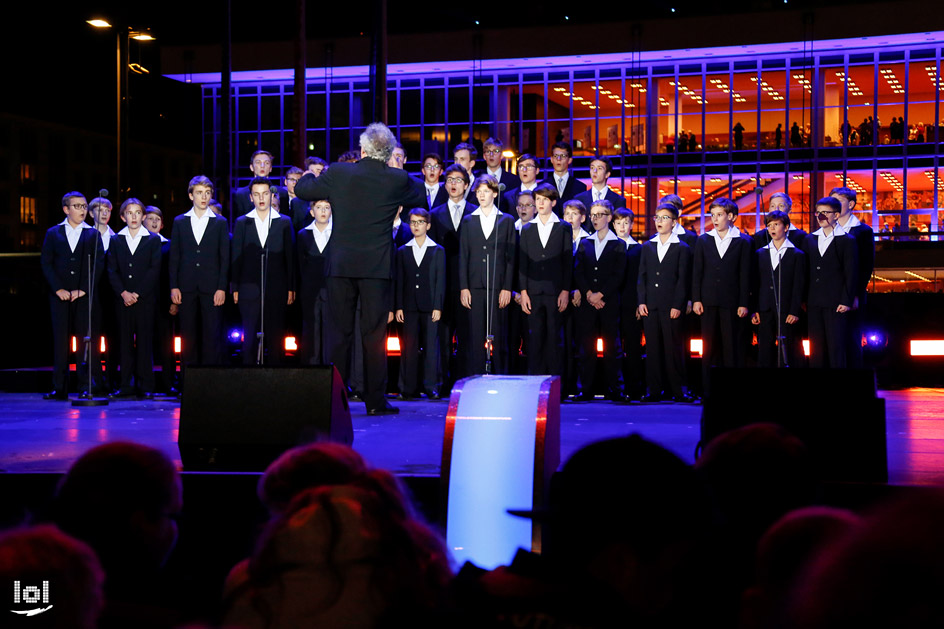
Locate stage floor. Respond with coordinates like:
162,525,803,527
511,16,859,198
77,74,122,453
1,389,943,485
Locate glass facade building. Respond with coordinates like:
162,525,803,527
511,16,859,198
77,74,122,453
172,30,944,260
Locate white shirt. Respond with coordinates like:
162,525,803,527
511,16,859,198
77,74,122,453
813,223,846,257
246,208,280,247
487,167,503,181
709,225,741,259
650,232,681,263
554,172,570,195
407,236,438,267
593,229,619,260
185,207,212,245
520,182,537,192
536,212,560,248
591,185,608,202
448,200,467,231
672,222,687,237
620,234,639,248
471,206,502,240
305,219,332,253
152,231,169,243
839,213,862,230
117,226,146,255
97,226,116,252
392,216,402,239
573,228,588,254
764,238,795,270
425,184,440,205
60,218,93,253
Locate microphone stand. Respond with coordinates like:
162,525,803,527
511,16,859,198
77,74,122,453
257,192,276,365
74,189,109,406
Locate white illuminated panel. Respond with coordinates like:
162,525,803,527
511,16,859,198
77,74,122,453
911,340,944,356
690,338,703,356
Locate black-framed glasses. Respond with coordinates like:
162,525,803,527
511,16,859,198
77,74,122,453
518,165,536,171
590,212,610,219
653,215,674,222
423,163,442,170
409,220,428,226
551,153,569,160
445,177,465,184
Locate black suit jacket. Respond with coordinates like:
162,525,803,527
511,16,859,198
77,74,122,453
752,245,807,317
485,170,521,212
296,227,330,305
294,158,426,279
231,214,296,300
844,221,875,303
233,185,289,217
804,231,858,309
692,232,752,309
518,219,573,296
575,235,626,299
638,239,692,311
169,212,231,294
459,212,517,292
41,224,104,294
107,232,163,300
573,188,627,212
417,181,449,211
395,243,446,312
502,186,540,217
544,172,588,205
290,197,313,231
620,241,642,314
429,201,477,296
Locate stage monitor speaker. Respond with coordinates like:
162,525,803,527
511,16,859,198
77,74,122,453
700,367,887,483
178,365,352,471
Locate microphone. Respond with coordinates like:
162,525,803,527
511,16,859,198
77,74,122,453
498,182,507,193
99,188,109,198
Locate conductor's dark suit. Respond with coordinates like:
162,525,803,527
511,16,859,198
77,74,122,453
41,222,104,393
294,157,426,411
169,210,231,367
107,230,163,393
231,212,296,364
518,217,573,376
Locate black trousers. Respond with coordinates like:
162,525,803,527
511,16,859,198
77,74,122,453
238,295,287,365
153,305,178,392
845,306,865,368
458,288,509,376
700,306,745,393
620,306,644,396
48,294,101,392
115,297,156,392
808,306,848,368
756,310,803,368
179,291,222,367
642,308,686,398
526,294,564,376
399,310,441,394
299,290,330,365
576,301,621,395
327,277,391,410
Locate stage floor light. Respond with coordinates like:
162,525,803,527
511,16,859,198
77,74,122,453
911,340,944,356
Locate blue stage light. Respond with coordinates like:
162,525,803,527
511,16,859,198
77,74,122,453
864,329,888,349
228,329,243,343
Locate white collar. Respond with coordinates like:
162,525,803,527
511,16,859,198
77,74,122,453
471,206,502,217
59,218,92,229
621,234,639,246
247,209,280,220
671,222,686,235
595,229,619,243
710,225,740,241
406,236,438,249
304,218,332,232
536,212,560,225
184,207,214,219
487,167,502,177
840,214,862,229
813,223,846,237
650,232,681,244
763,238,796,251
117,226,146,238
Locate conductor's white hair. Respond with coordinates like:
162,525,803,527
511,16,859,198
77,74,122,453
359,123,397,162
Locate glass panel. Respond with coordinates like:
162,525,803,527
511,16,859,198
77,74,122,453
786,172,814,224
238,96,257,132
655,77,676,153
820,66,844,146
352,92,371,127
449,86,470,122
594,79,623,155
758,71,787,149
623,177,648,225
572,81,597,155
426,88,445,125
677,75,704,153
625,78,648,154
547,81,571,120
329,92,349,128
422,126,447,158
876,169,903,211
789,69,813,147
329,129,351,161
522,83,547,121
307,93,326,129
399,127,421,162
877,63,906,144
400,90,421,125
261,95,281,131
677,176,705,235
705,73,730,151
731,176,760,233
306,131,326,161
845,65,874,146
732,72,757,150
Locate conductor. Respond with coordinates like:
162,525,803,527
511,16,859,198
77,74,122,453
295,123,426,415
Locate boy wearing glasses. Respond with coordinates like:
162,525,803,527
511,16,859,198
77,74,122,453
503,154,541,213
692,197,752,392
429,164,477,386
804,196,858,368
285,166,313,229
573,199,627,402
831,186,874,368
613,208,644,400
421,153,448,210
41,192,104,400
395,208,446,399
574,156,626,211
637,203,694,403
545,141,587,204
482,138,520,212
453,143,478,199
